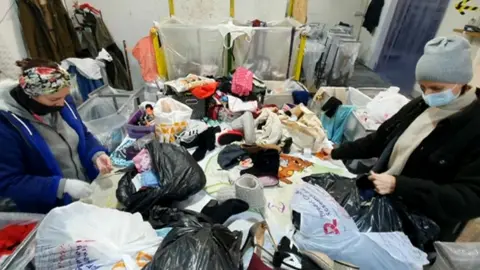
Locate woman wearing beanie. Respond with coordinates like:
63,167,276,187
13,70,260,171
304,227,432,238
0,58,112,213
322,36,480,241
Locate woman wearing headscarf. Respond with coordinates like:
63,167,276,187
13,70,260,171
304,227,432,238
323,36,480,240
0,59,113,213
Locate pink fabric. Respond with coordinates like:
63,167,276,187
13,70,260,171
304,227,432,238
231,67,253,97
132,36,158,82
257,176,279,187
133,149,152,173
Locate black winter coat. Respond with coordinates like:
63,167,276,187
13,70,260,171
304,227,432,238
332,89,480,240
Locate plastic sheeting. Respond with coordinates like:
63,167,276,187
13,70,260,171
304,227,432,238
303,40,325,89
233,20,301,80
313,26,361,87
116,142,206,216
329,41,361,85
158,19,225,79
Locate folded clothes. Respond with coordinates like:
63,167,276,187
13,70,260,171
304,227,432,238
165,74,216,93
140,170,160,187
133,148,151,173
191,82,218,99
232,67,254,97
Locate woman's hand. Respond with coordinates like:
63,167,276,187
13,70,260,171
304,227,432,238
64,179,92,199
368,171,396,195
95,153,113,175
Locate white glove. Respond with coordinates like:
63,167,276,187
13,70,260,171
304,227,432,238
64,179,92,199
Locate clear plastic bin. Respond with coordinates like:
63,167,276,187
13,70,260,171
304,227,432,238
233,25,301,80
78,89,142,151
158,22,225,79
0,213,44,270
88,85,132,98
344,87,386,142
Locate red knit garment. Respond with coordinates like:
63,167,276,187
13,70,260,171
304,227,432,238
0,223,37,256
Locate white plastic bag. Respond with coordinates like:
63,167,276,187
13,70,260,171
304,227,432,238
291,183,358,237
431,242,480,270
292,183,428,270
35,202,162,270
153,97,192,143
366,87,409,124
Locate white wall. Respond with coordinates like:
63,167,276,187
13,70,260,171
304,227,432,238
436,0,480,88
436,0,473,37
359,0,398,69
0,0,27,64
308,0,368,35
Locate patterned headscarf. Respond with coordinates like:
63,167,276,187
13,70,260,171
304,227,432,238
19,66,71,97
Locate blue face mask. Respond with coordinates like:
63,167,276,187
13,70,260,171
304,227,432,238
422,88,460,107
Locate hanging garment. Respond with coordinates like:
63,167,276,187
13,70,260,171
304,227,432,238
17,0,80,62
362,0,385,34
74,10,130,89
61,58,103,80
132,36,159,82
104,45,131,89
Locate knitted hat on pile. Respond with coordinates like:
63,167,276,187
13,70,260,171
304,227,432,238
416,36,473,84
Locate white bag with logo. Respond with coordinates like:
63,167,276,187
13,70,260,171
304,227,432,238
35,202,162,270
153,97,192,143
292,183,428,270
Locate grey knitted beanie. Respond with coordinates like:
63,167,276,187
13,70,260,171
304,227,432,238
416,36,473,84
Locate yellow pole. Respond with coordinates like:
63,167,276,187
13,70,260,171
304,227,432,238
150,27,168,80
294,33,307,81
230,0,235,18
168,0,175,16
287,0,295,17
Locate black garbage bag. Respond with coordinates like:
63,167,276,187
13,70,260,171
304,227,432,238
148,206,213,229
302,173,440,250
144,223,243,270
116,142,206,215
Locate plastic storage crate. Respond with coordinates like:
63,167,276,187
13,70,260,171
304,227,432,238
88,84,132,98
344,87,385,142
126,110,155,139
78,89,142,151
158,22,225,79
233,23,301,80
0,213,44,270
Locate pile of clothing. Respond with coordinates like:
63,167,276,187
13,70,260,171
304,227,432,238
165,74,218,99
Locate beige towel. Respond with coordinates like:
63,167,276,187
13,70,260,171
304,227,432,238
386,89,476,175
